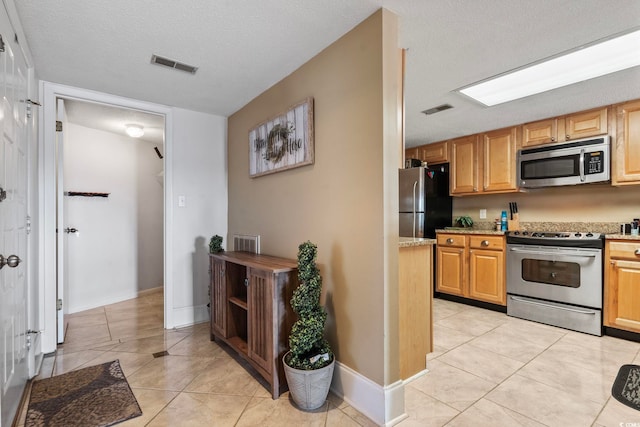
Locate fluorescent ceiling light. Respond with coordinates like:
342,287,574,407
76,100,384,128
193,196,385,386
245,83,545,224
126,124,144,138
458,29,640,106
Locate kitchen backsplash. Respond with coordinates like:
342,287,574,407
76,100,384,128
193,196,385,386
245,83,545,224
452,183,640,228
471,221,621,234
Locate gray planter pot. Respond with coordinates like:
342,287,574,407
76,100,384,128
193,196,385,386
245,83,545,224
283,352,335,410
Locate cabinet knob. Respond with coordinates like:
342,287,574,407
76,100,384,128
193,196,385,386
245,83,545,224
551,137,556,142
635,249,640,256
244,278,249,287
446,238,454,244
481,240,490,247
566,135,570,140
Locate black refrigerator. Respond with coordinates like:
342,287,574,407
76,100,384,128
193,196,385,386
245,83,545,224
399,164,452,238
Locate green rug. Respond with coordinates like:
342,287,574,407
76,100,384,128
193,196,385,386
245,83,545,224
26,360,142,426
612,364,640,412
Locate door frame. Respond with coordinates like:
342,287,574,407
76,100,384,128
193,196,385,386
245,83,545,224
38,82,174,353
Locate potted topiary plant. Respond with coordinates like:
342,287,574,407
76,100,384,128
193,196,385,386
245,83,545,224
283,241,335,410
209,235,224,253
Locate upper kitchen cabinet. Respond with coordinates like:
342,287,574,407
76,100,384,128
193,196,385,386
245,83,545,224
405,146,419,161
419,141,449,165
450,135,480,194
522,107,608,147
613,100,640,185
522,118,562,146
482,126,519,193
565,108,608,140
450,127,519,195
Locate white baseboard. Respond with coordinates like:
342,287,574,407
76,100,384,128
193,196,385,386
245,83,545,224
67,291,138,314
137,286,163,296
170,304,209,329
330,361,407,426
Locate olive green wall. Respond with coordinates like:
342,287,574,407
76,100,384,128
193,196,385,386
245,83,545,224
227,9,400,386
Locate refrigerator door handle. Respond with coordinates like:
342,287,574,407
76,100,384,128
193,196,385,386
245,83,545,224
412,181,417,238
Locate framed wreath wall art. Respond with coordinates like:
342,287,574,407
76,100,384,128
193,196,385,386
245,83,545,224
249,97,314,177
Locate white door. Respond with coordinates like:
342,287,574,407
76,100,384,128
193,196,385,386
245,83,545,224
55,98,66,343
0,13,31,427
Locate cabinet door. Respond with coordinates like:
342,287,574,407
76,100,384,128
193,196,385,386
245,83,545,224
613,100,640,185
522,118,559,147
469,249,505,305
450,135,480,194
482,127,518,193
420,141,448,164
605,259,640,333
247,268,274,374
210,258,227,337
564,108,607,140
405,147,419,160
436,246,466,296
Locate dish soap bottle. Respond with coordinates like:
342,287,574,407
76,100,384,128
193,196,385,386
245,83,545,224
501,210,508,231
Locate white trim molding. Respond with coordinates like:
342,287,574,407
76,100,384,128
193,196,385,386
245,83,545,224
330,361,407,426
38,81,174,353
171,304,210,329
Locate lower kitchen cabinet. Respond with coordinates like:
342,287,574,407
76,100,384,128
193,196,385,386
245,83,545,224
437,233,506,306
604,240,640,333
209,252,298,399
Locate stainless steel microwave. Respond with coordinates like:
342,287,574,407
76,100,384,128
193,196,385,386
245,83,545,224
517,135,610,188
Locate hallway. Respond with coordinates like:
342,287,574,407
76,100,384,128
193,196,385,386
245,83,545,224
17,289,374,426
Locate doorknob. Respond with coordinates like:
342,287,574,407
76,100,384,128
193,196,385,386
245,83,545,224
0,254,21,269
65,227,78,234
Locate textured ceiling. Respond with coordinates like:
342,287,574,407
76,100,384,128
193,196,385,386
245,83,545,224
15,0,640,147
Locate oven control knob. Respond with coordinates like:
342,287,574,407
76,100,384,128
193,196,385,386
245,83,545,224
513,231,520,235
522,231,529,235
586,232,593,237
575,233,582,237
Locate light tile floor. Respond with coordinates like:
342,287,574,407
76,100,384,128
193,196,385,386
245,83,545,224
17,288,375,426
17,292,640,426
400,298,640,427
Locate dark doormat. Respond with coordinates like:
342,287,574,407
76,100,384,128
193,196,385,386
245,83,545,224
612,364,640,412
26,360,142,427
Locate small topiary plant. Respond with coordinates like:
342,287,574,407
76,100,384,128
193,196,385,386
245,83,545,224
209,235,224,253
285,241,333,370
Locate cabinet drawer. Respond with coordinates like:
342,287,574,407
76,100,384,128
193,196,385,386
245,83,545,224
437,234,466,247
608,241,640,261
469,235,504,250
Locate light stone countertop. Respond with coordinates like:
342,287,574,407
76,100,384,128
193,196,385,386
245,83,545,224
399,237,436,247
605,234,640,241
437,228,506,236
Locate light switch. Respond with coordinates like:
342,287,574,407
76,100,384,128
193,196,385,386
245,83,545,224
178,196,186,207
479,209,487,219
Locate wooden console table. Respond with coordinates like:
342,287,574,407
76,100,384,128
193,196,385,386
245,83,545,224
209,251,298,398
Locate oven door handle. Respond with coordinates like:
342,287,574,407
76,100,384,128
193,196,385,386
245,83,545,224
509,296,597,315
508,247,597,258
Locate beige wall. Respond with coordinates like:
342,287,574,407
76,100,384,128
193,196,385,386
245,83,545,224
453,184,640,226
227,9,400,386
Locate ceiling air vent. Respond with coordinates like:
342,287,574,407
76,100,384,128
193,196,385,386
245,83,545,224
150,54,198,74
422,104,453,115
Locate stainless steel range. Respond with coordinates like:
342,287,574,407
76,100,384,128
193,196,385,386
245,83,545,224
506,230,604,336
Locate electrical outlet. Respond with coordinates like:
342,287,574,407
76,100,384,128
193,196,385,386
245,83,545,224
479,209,487,219
178,196,186,207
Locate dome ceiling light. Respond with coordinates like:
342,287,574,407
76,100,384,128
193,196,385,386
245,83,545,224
125,124,144,138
